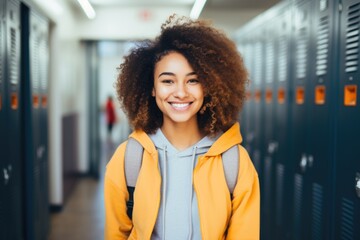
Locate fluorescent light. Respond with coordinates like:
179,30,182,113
77,0,96,19
190,0,207,19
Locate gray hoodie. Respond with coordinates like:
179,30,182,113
149,128,220,240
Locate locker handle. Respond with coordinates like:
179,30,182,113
300,154,307,172
344,85,357,106
356,173,360,198
3,169,9,185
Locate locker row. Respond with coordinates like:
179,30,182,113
236,0,360,239
0,0,50,239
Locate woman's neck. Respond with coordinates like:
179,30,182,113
160,123,204,151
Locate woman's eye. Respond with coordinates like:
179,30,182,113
161,79,173,84
188,79,200,84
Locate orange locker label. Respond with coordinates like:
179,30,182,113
278,88,285,104
344,85,357,106
265,89,272,103
42,95,48,108
296,87,305,105
33,95,39,108
11,93,18,110
255,90,261,103
315,85,326,105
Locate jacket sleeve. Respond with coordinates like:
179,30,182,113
226,145,260,240
104,142,133,240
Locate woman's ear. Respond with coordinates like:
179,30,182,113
152,88,155,97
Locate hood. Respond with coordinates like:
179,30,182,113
129,122,243,156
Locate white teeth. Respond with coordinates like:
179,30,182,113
171,103,190,108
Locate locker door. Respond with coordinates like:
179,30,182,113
307,0,338,239
273,9,293,240
36,10,50,239
249,27,267,239
291,1,313,240
4,0,23,240
334,0,360,239
239,40,254,155
21,5,50,239
262,19,278,240
0,1,7,239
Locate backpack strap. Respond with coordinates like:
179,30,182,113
124,138,143,219
124,138,240,219
221,145,240,194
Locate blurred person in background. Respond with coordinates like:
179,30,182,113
105,95,117,139
104,15,260,240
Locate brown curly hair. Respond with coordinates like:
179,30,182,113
116,15,248,136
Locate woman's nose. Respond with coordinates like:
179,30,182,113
173,84,188,98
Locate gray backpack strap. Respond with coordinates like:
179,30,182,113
222,145,240,194
124,138,144,187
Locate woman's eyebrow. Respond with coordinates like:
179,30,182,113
158,72,175,78
158,71,197,78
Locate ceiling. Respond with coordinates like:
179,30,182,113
88,0,281,10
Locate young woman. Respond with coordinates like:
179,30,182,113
104,15,260,240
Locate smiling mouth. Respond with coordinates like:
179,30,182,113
170,102,191,110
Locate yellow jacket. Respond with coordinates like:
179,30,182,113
104,123,260,239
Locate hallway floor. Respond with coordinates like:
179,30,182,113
47,137,118,240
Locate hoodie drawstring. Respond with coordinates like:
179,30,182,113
188,146,197,240
162,145,167,239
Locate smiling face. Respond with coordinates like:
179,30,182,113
152,52,204,129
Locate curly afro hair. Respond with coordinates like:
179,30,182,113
116,15,248,136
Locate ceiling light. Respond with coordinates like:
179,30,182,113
77,0,96,19
190,0,207,19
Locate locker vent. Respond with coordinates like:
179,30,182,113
296,27,308,79
340,198,354,240
32,27,40,90
316,16,329,76
264,156,272,214
275,164,284,226
345,3,360,73
10,28,18,85
311,183,323,240
40,37,48,91
254,41,262,85
0,23,3,85
294,174,303,238
266,39,275,83
278,36,287,82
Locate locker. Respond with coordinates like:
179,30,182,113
0,1,7,240
272,8,293,240
21,4,50,240
306,0,338,239
3,0,23,240
290,1,313,240
334,0,360,239
260,14,280,240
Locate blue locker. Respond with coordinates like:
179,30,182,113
21,4,50,240
290,1,313,240
306,0,338,239
334,0,360,239
272,7,293,240
3,0,23,239
0,1,7,239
